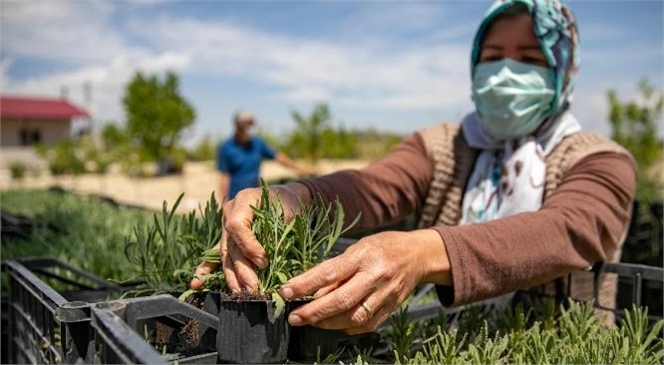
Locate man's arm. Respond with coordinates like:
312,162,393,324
274,153,313,176
218,172,230,204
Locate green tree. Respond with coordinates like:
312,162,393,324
356,128,403,161
608,78,664,203
189,135,219,162
288,103,332,165
321,125,359,159
34,140,85,175
100,122,142,175
257,128,282,153
122,71,195,171
101,122,129,152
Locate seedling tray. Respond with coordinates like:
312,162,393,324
90,294,219,364
3,257,140,364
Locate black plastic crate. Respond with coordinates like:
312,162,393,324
518,261,664,325
88,289,445,364
598,262,663,322
3,257,138,364
1,298,8,364
90,294,218,364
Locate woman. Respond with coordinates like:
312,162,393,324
192,0,635,334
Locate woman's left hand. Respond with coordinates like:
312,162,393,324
278,229,451,335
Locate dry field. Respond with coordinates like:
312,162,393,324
3,157,660,213
0,160,369,212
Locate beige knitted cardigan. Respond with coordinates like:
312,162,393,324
417,122,630,317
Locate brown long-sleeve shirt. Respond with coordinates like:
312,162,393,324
300,132,636,306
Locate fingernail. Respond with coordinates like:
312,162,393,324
289,314,302,326
245,285,254,293
255,256,267,268
280,286,294,299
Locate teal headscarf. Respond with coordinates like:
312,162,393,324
470,0,580,113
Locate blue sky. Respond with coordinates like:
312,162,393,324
2,1,662,146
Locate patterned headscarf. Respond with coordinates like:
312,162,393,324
460,0,582,226
471,0,580,111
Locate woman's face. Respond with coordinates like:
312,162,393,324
478,13,548,67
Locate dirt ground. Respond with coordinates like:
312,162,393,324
3,158,661,212
0,160,369,212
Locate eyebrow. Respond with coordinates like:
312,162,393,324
482,44,542,51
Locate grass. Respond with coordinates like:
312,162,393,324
1,188,152,282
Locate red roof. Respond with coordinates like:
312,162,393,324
1,95,89,120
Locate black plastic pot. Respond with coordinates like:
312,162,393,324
286,299,347,361
216,297,292,364
289,325,347,361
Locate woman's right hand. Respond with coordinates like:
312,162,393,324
189,183,311,292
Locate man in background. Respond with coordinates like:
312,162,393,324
216,109,312,202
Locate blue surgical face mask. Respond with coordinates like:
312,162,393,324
472,58,555,141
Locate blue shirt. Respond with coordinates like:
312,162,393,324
216,136,277,199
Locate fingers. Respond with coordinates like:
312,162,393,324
189,261,219,290
313,283,339,299
222,233,241,292
344,305,394,335
229,242,260,292
218,231,260,293
287,272,374,326
279,253,360,300
220,188,266,293
280,234,419,333
222,253,240,292
211,184,310,294
223,190,267,269
312,295,380,330
315,291,398,334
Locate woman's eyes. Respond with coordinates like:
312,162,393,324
481,56,503,62
479,55,547,66
522,56,548,66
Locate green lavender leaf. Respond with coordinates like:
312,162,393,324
272,292,285,318
178,289,196,301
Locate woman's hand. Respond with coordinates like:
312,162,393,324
190,183,311,292
278,229,451,335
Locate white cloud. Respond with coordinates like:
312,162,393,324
277,86,331,102
578,22,636,43
1,1,134,65
1,1,192,123
0,58,11,91
137,52,191,74
570,91,611,135
2,51,192,124
338,3,449,39
1,2,660,138
582,42,663,66
130,15,473,110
